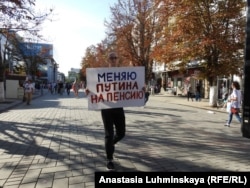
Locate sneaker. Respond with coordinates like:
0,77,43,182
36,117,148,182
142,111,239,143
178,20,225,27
106,161,115,171
224,124,229,126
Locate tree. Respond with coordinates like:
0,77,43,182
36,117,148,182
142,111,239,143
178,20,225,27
80,42,110,82
104,0,163,83
0,0,53,40
0,0,53,101
0,29,22,101
154,0,245,106
18,42,53,80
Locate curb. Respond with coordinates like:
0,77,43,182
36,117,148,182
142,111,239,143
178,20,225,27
0,93,42,114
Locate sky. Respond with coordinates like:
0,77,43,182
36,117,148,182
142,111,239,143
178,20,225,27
36,0,117,76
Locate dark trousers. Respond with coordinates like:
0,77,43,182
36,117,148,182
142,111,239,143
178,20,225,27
66,89,70,95
195,92,201,101
101,108,126,160
145,92,150,104
187,91,193,101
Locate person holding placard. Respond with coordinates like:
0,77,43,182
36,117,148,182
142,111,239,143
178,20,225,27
86,52,126,171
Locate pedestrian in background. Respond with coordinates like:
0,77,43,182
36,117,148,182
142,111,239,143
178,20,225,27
149,78,156,95
24,79,35,105
65,82,71,95
187,84,193,101
72,80,79,98
219,82,228,99
195,83,201,101
58,81,64,95
144,87,150,105
224,81,242,127
40,82,44,95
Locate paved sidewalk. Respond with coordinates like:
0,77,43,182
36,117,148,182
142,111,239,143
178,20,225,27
0,90,249,188
151,92,228,114
0,90,225,115
0,91,42,114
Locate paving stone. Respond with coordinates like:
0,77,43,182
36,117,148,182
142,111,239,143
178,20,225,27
0,91,250,188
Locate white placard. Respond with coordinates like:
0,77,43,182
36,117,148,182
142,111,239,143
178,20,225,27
86,66,145,110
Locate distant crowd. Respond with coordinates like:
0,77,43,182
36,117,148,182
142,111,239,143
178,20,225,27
21,79,85,100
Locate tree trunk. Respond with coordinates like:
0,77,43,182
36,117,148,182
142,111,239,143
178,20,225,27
209,86,218,107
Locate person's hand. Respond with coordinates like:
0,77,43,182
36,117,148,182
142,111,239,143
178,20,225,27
85,88,90,95
142,86,146,92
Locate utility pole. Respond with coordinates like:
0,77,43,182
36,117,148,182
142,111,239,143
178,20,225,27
242,0,250,138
